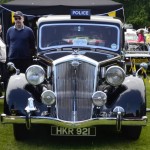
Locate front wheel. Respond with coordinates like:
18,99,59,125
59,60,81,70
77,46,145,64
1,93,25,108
121,126,142,140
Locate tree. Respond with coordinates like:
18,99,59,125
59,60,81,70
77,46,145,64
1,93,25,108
0,0,12,4
114,0,150,29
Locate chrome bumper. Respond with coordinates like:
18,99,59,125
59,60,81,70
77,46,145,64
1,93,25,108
1,114,147,129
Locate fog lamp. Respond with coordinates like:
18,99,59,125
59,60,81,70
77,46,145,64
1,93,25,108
92,91,107,107
41,90,56,106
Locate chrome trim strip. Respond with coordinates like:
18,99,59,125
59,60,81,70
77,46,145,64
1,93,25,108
1,114,147,128
53,54,98,66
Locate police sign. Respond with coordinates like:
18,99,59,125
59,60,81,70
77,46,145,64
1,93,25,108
71,9,91,19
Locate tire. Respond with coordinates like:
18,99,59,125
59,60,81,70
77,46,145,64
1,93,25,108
13,124,30,141
122,126,142,140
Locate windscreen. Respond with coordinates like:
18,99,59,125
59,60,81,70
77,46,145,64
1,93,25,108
39,23,120,51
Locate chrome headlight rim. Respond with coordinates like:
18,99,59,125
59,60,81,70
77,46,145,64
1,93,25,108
41,90,56,106
92,91,107,107
25,65,45,85
105,66,125,86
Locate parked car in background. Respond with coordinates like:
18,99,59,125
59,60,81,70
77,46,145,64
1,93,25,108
124,30,150,73
125,31,138,44
1,10,147,141
124,42,150,73
124,29,138,50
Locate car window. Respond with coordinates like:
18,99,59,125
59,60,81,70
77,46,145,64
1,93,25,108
39,23,120,51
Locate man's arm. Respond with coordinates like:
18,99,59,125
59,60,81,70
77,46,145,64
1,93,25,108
6,29,10,58
29,29,36,56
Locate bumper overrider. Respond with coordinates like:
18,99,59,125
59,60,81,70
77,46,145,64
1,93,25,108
1,114,147,131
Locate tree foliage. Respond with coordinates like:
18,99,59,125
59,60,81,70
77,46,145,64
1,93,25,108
0,0,12,4
114,0,150,29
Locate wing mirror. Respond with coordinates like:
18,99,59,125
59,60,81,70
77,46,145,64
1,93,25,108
136,62,148,78
140,62,148,70
7,62,20,75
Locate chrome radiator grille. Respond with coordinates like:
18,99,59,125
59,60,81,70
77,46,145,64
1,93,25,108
55,60,96,121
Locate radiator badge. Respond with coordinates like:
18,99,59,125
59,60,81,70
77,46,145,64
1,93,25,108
71,60,80,67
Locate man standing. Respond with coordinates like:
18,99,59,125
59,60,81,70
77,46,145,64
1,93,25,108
6,11,35,73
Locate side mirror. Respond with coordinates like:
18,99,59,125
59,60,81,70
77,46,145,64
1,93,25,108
140,62,148,70
136,62,148,78
7,62,15,71
7,62,20,75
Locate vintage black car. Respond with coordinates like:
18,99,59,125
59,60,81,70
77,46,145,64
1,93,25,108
1,10,147,140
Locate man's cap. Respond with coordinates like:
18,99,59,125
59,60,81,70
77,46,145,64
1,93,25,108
13,11,24,17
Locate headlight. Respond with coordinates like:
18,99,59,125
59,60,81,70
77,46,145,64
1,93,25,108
41,90,56,106
25,65,45,85
92,91,107,107
105,66,125,86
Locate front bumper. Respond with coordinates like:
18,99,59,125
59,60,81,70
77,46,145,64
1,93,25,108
1,114,147,129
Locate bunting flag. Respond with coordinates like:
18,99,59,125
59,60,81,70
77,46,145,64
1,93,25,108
132,59,136,72
11,11,15,24
108,11,116,17
129,58,136,74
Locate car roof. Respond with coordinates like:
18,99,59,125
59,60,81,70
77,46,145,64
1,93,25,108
37,15,123,26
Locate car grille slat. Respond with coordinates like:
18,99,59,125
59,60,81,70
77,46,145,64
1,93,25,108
55,61,95,121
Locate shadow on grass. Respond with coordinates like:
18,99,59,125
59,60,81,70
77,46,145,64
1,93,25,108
16,125,134,150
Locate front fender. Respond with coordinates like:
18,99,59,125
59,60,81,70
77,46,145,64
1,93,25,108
114,75,146,117
6,74,31,114
6,73,47,115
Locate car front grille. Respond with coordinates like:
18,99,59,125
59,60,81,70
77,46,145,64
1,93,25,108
55,60,96,121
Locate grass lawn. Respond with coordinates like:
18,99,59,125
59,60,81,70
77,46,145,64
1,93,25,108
0,78,150,150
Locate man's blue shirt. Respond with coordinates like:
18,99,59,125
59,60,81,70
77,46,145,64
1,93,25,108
6,25,35,60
